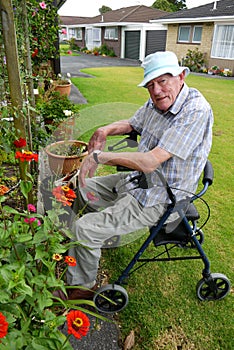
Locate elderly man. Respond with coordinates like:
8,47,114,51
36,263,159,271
54,51,213,301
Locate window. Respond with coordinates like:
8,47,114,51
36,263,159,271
75,28,82,40
68,28,82,40
211,25,234,59
178,25,202,43
193,26,202,43
178,26,190,42
93,28,101,41
104,27,118,40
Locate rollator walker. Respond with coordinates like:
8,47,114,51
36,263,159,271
92,132,231,314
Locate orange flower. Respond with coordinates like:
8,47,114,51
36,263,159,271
15,150,38,162
0,312,8,338
0,185,9,196
52,186,76,206
67,310,90,339
64,256,76,266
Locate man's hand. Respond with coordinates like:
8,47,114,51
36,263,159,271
88,128,107,153
78,153,98,187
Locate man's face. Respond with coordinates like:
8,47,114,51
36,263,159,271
145,72,185,112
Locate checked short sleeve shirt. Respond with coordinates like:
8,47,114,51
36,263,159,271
119,83,214,207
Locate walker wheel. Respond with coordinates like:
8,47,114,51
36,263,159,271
196,273,231,301
93,284,128,314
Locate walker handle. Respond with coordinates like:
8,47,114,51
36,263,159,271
202,160,214,186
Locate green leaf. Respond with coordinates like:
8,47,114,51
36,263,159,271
2,205,20,214
15,283,33,297
31,334,73,350
20,180,33,199
18,234,33,243
0,196,7,203
35,245,47,260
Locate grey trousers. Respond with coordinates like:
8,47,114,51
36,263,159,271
66,173,164,287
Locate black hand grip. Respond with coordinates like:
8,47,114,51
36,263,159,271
202,160,214,186
108,130,139,151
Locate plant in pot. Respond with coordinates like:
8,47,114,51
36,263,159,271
53,73,72,96
36,91,79,131
45,140,88,175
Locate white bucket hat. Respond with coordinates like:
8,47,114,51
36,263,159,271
138,51,190,87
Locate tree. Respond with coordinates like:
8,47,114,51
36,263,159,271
152,0,187,12
99,5,112,14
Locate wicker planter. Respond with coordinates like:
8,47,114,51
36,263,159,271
45,140,88,175
54,82,71,96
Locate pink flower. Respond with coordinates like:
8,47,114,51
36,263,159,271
39,2,47,9
27,204,36,213
24,217,36,224
62,28,67,35
67,50,72,55
86,191,99,202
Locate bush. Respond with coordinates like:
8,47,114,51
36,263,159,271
99,44,116,57
181,48,207,73
36,92,79,122
68,37,79,51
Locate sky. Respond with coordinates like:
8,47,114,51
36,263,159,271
58,0,214,17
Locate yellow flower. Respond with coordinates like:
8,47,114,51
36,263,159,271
52,253,63,261
61,185,70,192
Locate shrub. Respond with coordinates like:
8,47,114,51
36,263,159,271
99,44,116,57
181,48,207,72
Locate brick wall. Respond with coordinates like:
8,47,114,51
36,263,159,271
102,26,122,57
166,23,234,74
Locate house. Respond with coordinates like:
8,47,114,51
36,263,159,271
152,0,234,73
60,5,168,61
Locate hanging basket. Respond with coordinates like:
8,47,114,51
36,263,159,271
45,140,88,175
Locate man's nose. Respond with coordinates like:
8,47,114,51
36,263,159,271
150,82,162,95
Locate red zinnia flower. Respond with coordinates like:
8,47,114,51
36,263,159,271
13,137,27,148
64,255,76,266
67,310,90,339
0,312,8,338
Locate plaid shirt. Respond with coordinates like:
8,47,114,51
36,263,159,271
118,83,213,207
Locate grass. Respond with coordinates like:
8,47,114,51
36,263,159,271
72,68,234,349
59,43,80,56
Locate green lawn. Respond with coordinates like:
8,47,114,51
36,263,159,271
72,68,234,350
59,43,80,56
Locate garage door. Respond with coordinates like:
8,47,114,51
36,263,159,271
145,30,167,56
125,31,140,60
